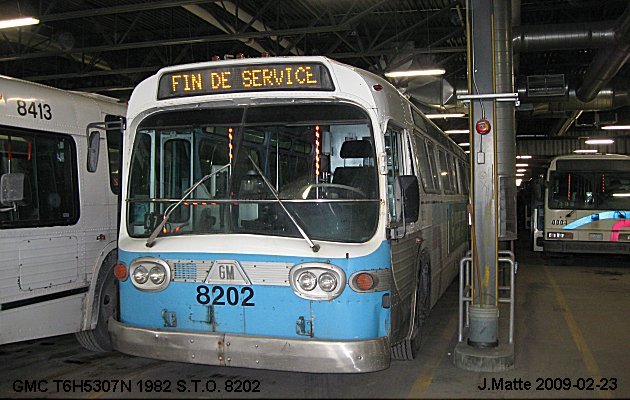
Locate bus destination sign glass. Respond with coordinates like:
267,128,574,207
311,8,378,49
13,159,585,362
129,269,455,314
158,63,335,99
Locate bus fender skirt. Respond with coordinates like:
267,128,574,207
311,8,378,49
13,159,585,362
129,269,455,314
109,317,390,373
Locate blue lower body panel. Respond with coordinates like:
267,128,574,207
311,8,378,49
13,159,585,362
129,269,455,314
118,243,391,341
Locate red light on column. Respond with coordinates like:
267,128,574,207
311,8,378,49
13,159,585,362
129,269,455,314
475,119,491,134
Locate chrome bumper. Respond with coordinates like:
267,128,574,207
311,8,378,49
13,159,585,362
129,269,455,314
109,318,390,373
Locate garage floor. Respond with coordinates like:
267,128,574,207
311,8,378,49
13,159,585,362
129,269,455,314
1,233,628,398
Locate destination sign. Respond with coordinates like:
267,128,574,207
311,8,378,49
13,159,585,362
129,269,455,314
157,63,335,99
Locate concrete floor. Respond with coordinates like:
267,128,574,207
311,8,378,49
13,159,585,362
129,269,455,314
1,234,628,398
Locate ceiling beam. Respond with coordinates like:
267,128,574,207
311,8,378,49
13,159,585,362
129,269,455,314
0,24,351,63
38,0,215,22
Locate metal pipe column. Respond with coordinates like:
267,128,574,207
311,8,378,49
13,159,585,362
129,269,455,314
454,0,515,372
467,0,499,347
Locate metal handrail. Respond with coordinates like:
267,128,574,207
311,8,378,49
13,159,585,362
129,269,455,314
458,253,516,344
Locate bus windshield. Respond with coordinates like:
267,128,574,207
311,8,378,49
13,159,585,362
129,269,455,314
127,103,380,243
548,160,630,210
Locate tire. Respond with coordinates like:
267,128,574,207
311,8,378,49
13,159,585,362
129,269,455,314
391,253,431,361
75,254,118,352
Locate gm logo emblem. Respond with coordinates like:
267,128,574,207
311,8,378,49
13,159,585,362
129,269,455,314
204,260,251,285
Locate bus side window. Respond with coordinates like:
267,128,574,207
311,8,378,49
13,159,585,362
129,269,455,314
413,134,436,193
384,125,404,221
437,149,454,194
0,130,78,228
425,141,440,192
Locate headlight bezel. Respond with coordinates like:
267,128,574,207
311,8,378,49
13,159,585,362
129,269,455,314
289,263,345,300
129,257,171,292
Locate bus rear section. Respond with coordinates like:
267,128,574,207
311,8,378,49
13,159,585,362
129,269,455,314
543,154,630,255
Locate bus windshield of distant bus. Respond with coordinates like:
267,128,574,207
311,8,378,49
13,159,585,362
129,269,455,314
548,159,630,210
127,103,380,243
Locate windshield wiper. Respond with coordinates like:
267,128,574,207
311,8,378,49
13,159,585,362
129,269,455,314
145,164,230,248
247,155,320,253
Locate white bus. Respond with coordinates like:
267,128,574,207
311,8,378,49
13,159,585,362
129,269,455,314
543,154,630,255
110,56,469,372
0,75,126,351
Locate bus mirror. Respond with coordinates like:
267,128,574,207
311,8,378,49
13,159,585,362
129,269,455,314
87,131,101,173
395,175,420,224
0,172,25,206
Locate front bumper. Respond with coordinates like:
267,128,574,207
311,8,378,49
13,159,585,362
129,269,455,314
109,318,390,373
543,240,630,254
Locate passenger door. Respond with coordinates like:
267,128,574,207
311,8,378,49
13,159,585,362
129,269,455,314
385,123,421,344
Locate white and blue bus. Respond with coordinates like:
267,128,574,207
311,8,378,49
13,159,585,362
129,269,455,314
110,56,469,373
543,154,630,255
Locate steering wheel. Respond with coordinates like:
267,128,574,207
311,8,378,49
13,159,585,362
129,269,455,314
300,183,366,199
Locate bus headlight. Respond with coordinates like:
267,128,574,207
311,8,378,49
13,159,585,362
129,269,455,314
289,263,345,300
132,266,149,284
149,266,167,284
318,272,337,292
129,257,171,292
297,271,317,291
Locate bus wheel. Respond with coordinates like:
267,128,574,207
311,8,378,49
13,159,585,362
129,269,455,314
75,254,118,352
392,252,431,361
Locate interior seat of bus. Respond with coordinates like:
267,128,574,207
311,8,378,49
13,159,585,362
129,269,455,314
332,140,376,198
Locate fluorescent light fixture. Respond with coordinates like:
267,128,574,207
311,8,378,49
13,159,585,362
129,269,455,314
516,155,532,159
516,179,523,186
517,168,527,173
440,172,448,176
574,149,598,154
612,193,630,198
516,173,525,177
385,68,446,78
601,125,630,130
425,113,466,119
516,163,529,167
458,142,470,147
585,139,614,145
445,129,469,134
0,17,39,30
464,150,470,154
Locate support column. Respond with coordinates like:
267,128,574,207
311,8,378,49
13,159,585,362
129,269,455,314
454,0,515,372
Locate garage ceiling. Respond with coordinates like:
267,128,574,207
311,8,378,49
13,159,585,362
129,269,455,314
1,0,629,146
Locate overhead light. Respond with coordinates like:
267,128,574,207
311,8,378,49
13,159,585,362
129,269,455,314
445,129,469,134
612,193,630,198
516,163,529,167
517,168,527,173
458,142,470,147
516,173,525,177
464,150,470,154
425,113,466,119
516,179,523,187
0,17,39,30
601,125,630,130
384,68,446,78
574,149,598,154
516,155,532,159
585,139,614,145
